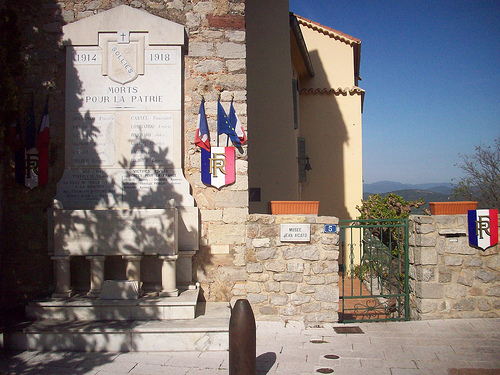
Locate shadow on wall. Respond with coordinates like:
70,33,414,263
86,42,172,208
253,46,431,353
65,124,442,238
0,0,66,322
0,0,206,365
246,0,301,214
299,49,351,220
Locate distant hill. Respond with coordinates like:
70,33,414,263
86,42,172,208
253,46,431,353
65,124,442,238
363,181,456,214
364,181,454,195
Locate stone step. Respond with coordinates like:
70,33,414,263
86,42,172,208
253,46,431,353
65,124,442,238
4,302,230,352
27,289,200,321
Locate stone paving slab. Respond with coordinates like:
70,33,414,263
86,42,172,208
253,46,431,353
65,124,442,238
0,318,499,375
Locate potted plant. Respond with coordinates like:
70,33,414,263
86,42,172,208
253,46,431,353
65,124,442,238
270,201,319,215
428,201,477,215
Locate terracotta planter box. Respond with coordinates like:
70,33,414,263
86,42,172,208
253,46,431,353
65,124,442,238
270,201,319,215
429,201,478,215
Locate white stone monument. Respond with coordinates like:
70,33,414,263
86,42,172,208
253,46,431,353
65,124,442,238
52,6,198,299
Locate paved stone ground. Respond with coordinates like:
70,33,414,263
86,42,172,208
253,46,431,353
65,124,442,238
0,318,499,375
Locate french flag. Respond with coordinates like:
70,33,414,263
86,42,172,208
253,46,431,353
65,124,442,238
229,99,246,145
194,99,210,151
468,209,498,250
201,147,235,189
37,100,50,186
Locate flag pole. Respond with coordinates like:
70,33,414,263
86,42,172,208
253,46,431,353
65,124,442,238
217,92,221,147
227,94,235,147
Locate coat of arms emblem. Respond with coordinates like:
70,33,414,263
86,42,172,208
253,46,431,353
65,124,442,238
101,30,145,84
201,147,235,189
468,209,499,250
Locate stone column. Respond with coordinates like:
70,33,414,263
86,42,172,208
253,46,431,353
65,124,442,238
177,250,196,289
122,255,142,283
159,254,179,296
86,255,105,298
52,255,72,298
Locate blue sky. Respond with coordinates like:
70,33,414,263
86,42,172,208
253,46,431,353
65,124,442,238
289,0,500,185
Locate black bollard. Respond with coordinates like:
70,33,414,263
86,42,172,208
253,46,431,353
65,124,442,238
229,299,256,375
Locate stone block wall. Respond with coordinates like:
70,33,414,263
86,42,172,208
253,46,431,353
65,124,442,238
0,0,247,316
240,214,340,324
409,215,500,320
176,0,248,302
1,0,67,317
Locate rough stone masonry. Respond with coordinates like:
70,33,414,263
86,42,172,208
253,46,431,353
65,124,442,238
409,214,500,320
0,0,247,315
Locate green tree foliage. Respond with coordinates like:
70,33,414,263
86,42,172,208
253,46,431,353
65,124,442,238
356,193,425,220
356,193,424,256
453,137,500,209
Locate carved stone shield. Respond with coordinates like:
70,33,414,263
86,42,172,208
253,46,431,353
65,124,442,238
107,42,139,84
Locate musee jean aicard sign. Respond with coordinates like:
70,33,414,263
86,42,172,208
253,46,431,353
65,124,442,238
280,224,311,242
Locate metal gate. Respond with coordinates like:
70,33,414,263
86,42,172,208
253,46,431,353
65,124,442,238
339,219,409,323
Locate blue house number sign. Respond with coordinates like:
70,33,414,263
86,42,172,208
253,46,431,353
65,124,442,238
324,224,337,233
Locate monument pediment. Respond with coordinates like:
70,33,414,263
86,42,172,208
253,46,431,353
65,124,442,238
63,5,185,46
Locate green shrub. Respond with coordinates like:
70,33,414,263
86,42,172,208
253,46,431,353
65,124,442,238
356,193,424,220
356,193,424,256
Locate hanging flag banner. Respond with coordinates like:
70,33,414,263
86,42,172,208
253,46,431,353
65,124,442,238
229,99,247,145
194,98,210,151
37,98,50,186
16,96,40,189
217,98,240,147
468,209,499,250
201,146,235,189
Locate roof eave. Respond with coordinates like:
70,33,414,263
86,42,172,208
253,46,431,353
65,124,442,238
290,13,315,78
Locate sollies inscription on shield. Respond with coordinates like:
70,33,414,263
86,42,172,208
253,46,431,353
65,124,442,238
102,29,144,85
468,209,499,250
201,147,235,189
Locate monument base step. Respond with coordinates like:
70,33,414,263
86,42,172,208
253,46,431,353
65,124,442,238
27,289,199,321
4,302,230,352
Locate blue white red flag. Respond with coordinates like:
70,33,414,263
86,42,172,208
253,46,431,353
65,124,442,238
16,97,38,188
26,96,36,149
201,146,235,189
37,99,50,186
468,209,499,250
194,99,210,151
229,99,246,145
11,120,25,186
8,121,21,151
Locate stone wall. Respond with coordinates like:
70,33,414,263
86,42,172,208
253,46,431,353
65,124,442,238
240,214,340,324
1,0,66,317
409,215,500,320
0,0,247,316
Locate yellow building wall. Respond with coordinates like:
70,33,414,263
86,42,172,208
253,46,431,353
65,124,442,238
298,24,363,220
299,27,356,89
247,0,300,214
299,94,362,220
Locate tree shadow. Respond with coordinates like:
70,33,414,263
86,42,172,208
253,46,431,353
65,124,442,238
1,1,201,371
298,49,351,220
0,349,119,375
0,0,65,323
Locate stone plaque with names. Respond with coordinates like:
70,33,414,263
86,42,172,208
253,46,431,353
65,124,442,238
59,6,190,209
56,6,198,254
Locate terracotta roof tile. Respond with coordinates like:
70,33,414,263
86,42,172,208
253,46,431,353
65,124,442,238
300,87,365,95
295,14,361,45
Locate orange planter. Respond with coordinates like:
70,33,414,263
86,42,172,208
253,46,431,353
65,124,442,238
270,201,319,215
429,201,478,215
